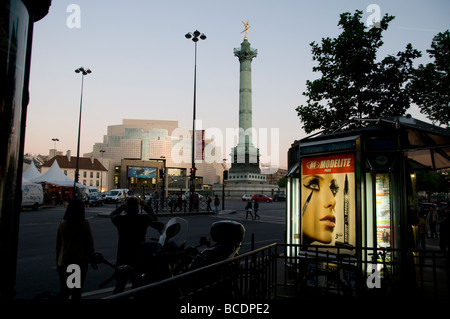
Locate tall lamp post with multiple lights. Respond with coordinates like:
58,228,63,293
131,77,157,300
51,138,59,158
73,67,92,196
185,30,206,211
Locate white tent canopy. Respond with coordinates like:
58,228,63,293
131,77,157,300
23,161,42,181
22,176,32,184
32,160,86,188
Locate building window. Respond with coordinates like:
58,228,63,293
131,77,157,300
64,170,67,176
90,180,93,186
90,172,93,178
96,172,100,179
83,172,87,178
83,180,86,185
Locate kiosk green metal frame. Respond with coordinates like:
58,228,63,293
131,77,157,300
286,116,450,284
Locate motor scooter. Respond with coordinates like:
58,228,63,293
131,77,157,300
97,217,189,294
171,220,246,301
97,219,245,299
186,220,246,270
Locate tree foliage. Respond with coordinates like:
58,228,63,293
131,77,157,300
277,176,286,188
416,171,449,197
409,30,450,127
296,10,421,134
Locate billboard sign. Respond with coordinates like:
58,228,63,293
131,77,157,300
300,153,356,248
127,167,157,179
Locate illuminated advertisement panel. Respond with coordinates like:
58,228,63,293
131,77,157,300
127,167,157,179
301,153,356,248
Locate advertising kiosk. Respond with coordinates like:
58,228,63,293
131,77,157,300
285,116,450,290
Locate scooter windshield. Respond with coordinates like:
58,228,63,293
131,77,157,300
159,217,188,250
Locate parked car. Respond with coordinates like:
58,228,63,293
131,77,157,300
21,182,43,210
104,189,129,203
183,191,203,200
242,194,253,201
273,193,286,201
251,194,273,203
85,186,103,206
419,202,437,217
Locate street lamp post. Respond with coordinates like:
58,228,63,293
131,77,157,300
51,138,59,157
222,158,227,210
185,30,206,211
160,156,167,201
73,67,92,196
99,149,105,192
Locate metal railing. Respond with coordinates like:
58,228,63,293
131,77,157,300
104,243,449,301
280,243,450,300
139,198,213,214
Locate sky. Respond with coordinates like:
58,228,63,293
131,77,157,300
24,0,450,170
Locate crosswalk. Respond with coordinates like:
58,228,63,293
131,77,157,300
210,211,286,225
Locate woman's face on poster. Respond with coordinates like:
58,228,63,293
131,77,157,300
302,174,339,244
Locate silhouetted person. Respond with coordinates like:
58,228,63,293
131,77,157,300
418,215,428,263
56,198,97,299
214,195,220,214
245,200,253,219
206,195,212,212
429,206,439,238
253,200,260,220
110,196,164,294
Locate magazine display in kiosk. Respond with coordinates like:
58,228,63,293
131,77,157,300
375,174,391,248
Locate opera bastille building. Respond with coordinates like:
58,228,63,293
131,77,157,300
84,119,224,197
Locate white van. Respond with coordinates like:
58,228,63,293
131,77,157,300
21,183,44,210
104,189,129,203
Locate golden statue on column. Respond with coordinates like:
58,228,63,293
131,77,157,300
241,20,250,40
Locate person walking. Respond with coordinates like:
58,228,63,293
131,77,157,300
429,206,439,238
418,215,428,263
56,198,97,299
206,195,212,212
110,196,164,294
214,195,220,214
245,200,253,219
253,199,260,220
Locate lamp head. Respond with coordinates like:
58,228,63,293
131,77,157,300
185,33,192,39
193,30,200,37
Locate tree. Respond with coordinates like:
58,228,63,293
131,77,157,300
296,10,421,134
416,171,449,199
409,30,450,127
277,176,286,188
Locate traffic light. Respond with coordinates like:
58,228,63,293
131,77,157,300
223,170,228,180
189,184,195,195
190,167,195,176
